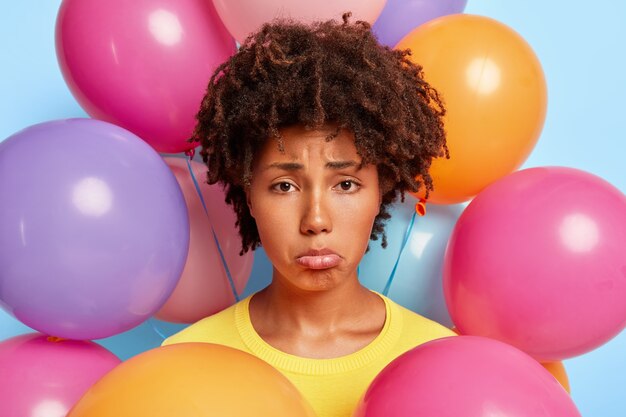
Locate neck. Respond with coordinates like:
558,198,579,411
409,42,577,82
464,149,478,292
252,268,377,335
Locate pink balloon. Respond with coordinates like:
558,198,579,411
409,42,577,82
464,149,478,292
444,167,626,361
56,0,236,153
155,158,253,323
355,336,581,417
0,333,121,417
212,0,387,44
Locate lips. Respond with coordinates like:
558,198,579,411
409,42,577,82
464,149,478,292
296,248,341,270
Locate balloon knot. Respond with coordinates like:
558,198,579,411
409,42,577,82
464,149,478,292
415,199,427,216
46,336,65,343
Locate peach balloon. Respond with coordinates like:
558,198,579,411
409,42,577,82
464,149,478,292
398,14,547,204
67,343,316,417
212,0,387,44
156,157,253,323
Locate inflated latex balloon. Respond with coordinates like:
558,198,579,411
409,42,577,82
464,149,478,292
397,14,547,204
359,196,463,327
542,361,571,394
67,343,316,417
0,333,120,417
444,167,626,361
56,0,236,153
0,119,189,340
155,158,253,323
212,0,387,43
373,0,467,47
354,336,581,417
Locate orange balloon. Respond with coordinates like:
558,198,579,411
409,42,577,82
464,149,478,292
68,343,316,417
542,361,571,394
397,14,547,204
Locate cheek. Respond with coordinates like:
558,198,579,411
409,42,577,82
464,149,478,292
249,195,292,248
335,191,380,232
256,213,285,241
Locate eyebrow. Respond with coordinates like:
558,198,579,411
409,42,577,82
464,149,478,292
264,160,361,171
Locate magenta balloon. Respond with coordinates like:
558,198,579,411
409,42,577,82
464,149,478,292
56,0,236,153
373,0,468,46
0,333,121,417
355,336,581,417
0,119,189,340
444,167,626,361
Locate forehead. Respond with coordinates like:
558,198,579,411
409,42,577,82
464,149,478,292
255,125,360,163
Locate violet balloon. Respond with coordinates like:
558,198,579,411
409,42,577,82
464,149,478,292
0,119,189,340
56,0,236,153
355,336,581,417
444,167,626,361
0,333,121,417
372,0,467,47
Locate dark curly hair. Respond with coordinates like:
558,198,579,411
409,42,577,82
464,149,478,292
192,13,448,254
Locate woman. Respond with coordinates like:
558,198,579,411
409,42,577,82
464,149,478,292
163,13,455,417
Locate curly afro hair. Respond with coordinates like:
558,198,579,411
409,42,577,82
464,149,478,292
192,13,448,254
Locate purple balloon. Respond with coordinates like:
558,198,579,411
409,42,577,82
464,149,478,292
372,0,468,47
0,119,189,340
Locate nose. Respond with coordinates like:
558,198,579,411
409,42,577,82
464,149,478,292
300,190,332,235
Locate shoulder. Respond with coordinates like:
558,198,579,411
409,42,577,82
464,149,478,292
161,297,245,347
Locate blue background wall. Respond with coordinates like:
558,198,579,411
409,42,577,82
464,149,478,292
1,1,624,416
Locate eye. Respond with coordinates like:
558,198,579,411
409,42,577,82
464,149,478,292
272,182,295,193
336,180,360,192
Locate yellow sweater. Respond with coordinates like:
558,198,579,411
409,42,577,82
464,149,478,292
162,292,455,417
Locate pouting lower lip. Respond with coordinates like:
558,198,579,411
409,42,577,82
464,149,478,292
296,254,341,269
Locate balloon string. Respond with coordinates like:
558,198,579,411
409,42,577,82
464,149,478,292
186,158,240,302
382,210,416,296
149,317,167,341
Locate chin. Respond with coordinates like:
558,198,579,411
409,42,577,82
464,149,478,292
282,268,337,292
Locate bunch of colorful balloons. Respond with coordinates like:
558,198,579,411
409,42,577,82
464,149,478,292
354,5,625,417
1,0,625,416
1,0,259,414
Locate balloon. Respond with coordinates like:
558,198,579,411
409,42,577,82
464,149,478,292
354,336,581,417
56,0,236,153
444,167,626,361
212,0,387,44
67,343,316,417
155,158,253,323
0,119,189,340
0,333,120,417
453,328,571,393
359,195,463,326
373,0,467,47
397,14,547,204
542,361,571,394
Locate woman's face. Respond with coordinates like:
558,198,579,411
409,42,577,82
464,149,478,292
247,124,381,292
